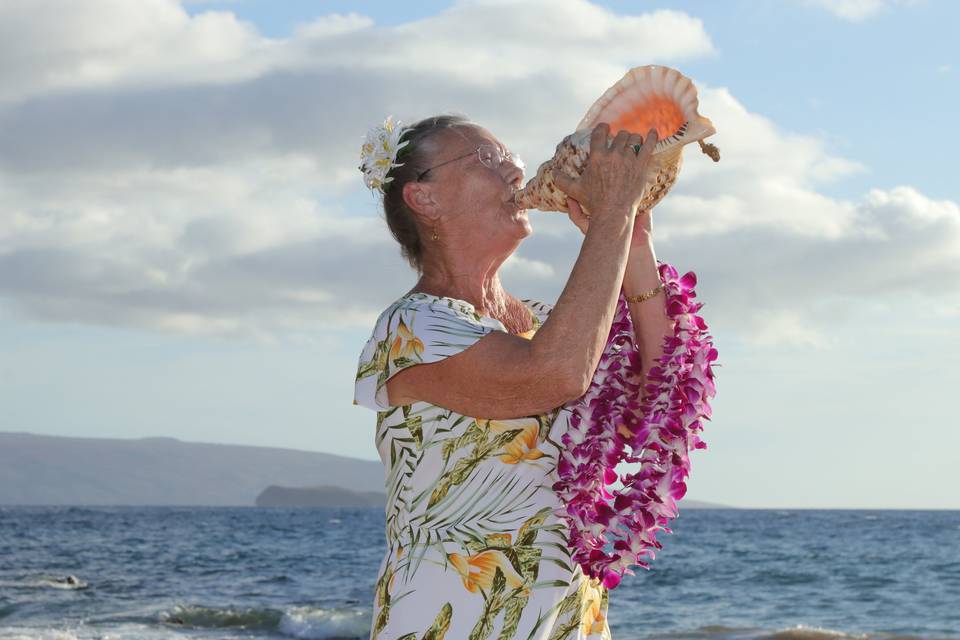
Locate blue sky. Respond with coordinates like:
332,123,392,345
1,0,957,508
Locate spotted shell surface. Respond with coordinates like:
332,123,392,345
515,65,718,215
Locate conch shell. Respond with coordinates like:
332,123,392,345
513,65,719,215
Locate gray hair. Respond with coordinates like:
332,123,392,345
382,113,475,272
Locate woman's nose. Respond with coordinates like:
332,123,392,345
505,165,524,187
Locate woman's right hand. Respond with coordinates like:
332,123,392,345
553,122,658,224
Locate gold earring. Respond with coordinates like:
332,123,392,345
431,227,439,241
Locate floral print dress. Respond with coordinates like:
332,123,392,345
354,292,612,640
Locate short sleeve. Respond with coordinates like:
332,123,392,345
353,298,496,411
521,299,554,327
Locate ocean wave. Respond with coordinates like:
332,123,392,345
0,623,183,639
155,603,371,639
647,624,950,640
278,606,370,639
158,603,284,630
0,630,82,640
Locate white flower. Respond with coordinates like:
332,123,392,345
359,115,411,194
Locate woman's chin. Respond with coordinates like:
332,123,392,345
513,209,532,236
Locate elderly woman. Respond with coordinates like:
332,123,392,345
354,114,671,640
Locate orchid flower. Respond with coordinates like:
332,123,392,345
553,261,719,589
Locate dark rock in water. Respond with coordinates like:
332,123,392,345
50,574,87,589
255,485,387,508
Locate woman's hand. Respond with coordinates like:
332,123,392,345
553,122,658,225
566,196,590,234
568,196,654,246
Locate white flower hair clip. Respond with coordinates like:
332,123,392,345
358,115,411,194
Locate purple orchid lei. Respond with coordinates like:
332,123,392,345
553,260,718,589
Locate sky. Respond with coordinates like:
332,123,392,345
1,0,957,509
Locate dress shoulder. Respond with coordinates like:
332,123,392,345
353,293,501,412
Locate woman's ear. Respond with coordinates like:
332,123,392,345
402,181,439,220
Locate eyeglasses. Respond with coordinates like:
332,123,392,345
415,143,524,182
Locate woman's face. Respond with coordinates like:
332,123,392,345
423,124,531,257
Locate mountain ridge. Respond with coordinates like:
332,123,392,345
0,430,383,506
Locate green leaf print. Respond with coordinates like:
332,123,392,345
522,586,581,640
516,507,553,547
427,455,477,508
440,421,485,464
450,512,552,640
462,532,489,555
546,616,581,640
406,415,423,449
545,589,583,640
485,532,512,549
491,566,507,602
392,355,419,369
374,606,389,638
501,547,526,577
357,337,389,382
376,406,399,437
484,428,527,456
372,559,394,638
512,545,543,582
468,567,507,640
531,579,573,589
422,602,453,640
427,428,522,508
497,592,530,640
535,412,558,443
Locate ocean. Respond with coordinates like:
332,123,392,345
0,506,957,639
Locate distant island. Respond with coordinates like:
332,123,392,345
0,431,383,506
0,431,733,508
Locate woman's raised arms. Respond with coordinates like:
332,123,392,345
386,124,659,418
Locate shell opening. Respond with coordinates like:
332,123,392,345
607,95,686,140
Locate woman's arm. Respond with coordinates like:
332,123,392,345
622,226,675,386
385,124,659,418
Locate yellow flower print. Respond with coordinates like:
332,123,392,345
485,418,545,464
580,577,608,636
390,317,424,363
447,549,526,594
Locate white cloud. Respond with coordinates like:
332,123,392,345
511,87,958,349
746,310,834,350
0,0,276,104
0,0,956,348
0,0,715,336
803,0,913,22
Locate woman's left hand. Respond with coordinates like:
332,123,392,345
567,196,653,245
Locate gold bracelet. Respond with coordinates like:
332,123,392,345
625,281,665,303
